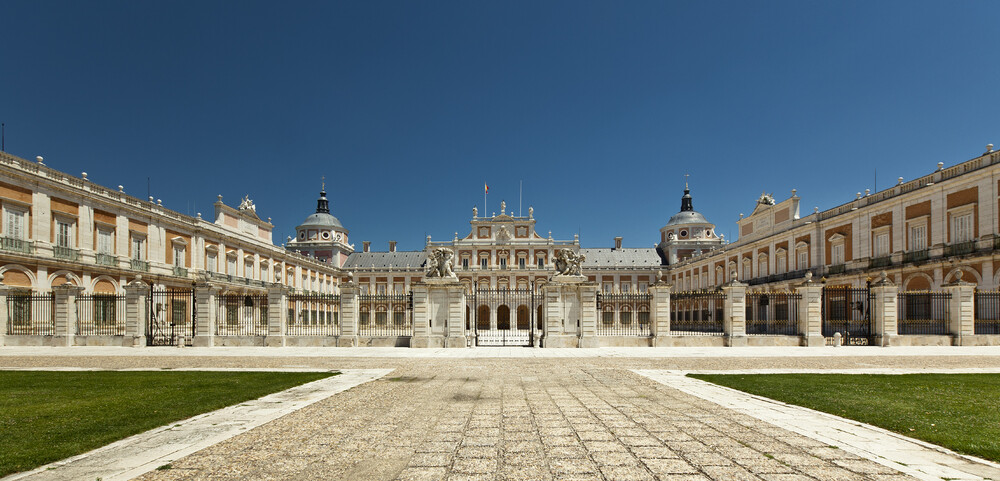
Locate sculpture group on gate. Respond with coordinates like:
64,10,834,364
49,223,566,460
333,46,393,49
425,247,456,278
553,248,585,276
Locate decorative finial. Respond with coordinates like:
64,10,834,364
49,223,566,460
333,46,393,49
528,206,533,219
684,173,689,190
898,177,904,185
81,172,88,180
36,156,44,165
472,206,478,217
321,175,325,191
500,200,506,214
988,144,995,153
118,185,124,192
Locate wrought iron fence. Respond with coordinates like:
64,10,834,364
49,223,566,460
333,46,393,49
745,291,799,336
6,292,54,335
975,290,1000,335
596,292,651,336
148,289,196,346
76,294,126,336
286,294,340,336
358,292,412,337
897,291,950,335
822,287,874,345
216,293,268,336
670,290,725,335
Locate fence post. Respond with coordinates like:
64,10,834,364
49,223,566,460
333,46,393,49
942,272,975,345
410,283,431,348
0,280,9,346
52,284,84,347
338,284,359,347
579,283,599,348
649,282,671,346
870,272,898,346
796,272,824,346
193,283,217,347
124,279,148,347
266,286,287,347
722,276,747,346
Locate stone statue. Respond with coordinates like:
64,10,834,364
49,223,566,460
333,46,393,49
553,248,585,276
425,248,456,278
239,195,256,213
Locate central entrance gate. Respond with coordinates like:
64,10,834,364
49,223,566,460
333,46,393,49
147,288,195,346
470,285,538,347
821,286,875,345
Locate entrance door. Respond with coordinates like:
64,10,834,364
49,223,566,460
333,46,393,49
471,286,536,346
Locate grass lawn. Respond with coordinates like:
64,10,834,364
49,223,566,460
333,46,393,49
0,370,335,477
689,373,1000,462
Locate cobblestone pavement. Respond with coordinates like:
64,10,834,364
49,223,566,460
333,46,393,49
7,354,998,481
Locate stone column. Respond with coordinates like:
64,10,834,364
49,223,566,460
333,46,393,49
338,284,359,347
579,282,598,348
52,284,84,347
265,286,287,347
124,281,148,347
193,283,218,347
870,273,899,346
0,282,10,346
722,279,747,347
796,273,824,346
649,283,671,346
942,273,975,345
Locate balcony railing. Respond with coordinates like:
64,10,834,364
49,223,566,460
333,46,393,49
869,256,892,269
0,237,33,255
173,266,189,277
130,259,149,272
945,240,977,256
827,264,846,275
903,249,929,264
95,253,117,266
53,246,80,261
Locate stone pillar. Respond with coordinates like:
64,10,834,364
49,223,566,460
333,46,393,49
0,282,10,346
412,279,466,348
722,280,747,347
649,283,671,346
124,281,148,347
444,282,467,348
796,273,825,346
338,284,359,347
870,273,899,346
942,273,975,345
410,283,431,347
579,283,598,348
193,283,218,347
542,276,592,348
265,286,287,347
52,284,84,347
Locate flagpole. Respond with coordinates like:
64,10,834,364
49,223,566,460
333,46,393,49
519,180,522,217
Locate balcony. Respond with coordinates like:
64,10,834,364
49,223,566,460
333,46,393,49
828,264,846,275
53,245,80,261
95,253,117,266
903,249,929,264
945,240,977,257
0,237,33,255
173,266,189,277
130,259,150,272
869,256,892,269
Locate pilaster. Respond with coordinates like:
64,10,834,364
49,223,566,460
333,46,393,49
722,280,747,346
265,286,288,347
649,283,672,346
52,284,84,347
193,283,218,347
871,273,899,346
796,273,824,346
338,285,359,347
579,283,598,348
124,280,148,347
943,273,975,345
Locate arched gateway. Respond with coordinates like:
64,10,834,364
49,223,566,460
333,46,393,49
469,283,538,346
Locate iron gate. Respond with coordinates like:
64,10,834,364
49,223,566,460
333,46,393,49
148,288,195,346
470,285,538,347
821,286,874,345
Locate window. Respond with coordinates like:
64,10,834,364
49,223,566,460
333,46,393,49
603,282,613,294
874,232,890,257
621,282,631,293
462,257,469,270
832,243,844,265
518,257,526,269
3,207,26,240
758,255,768,277
638,282,648,293
244,260,254,278
260,265,268,282
910,224,927,251
776,254,786,275
537,257,545,268
797,249,808,270
56,220,73,247
951,212,973,243
480,257,488,269
131,236,145,260
206,253,217,273
376,283,387,294
173,246,186,267
394,282,403,294
96,228,113,254
227,256,238,275
499,257,507,269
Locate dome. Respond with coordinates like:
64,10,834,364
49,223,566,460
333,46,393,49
299,212,343,229
665,210,709,226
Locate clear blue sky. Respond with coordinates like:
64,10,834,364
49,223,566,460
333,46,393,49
2,1,999,251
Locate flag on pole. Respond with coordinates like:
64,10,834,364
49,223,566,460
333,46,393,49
484,183,489,194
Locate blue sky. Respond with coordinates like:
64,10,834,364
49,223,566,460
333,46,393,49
2,1,999,251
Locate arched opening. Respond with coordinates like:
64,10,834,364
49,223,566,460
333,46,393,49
497,305,511,330
477,305,490,330
516,305,530,330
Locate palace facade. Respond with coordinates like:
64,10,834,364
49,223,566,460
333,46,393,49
2,144,1000,348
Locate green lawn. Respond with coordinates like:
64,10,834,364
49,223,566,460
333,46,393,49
0,370,335,477
689,373,1000,462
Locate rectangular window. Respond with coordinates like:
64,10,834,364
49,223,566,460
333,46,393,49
518,257,526,269
621,282,631,293
132,236,145,260
56,221,73,247
776,256,786,274
174,247,186,267
638,282,648,293
376,283,387,294
260,265,267,282
228,257,238,275
4,208,26,240
874,232,890,257
603,282,613,294
393,282,403,294
462,258,469,270
798,250,808,270
206,253,217,273
831,244,844,265
951,212,973,243
480,258,488,269
499,258,507,269
97,229,113,254
245,261,254,278
910,225,927,251
538,257,545,268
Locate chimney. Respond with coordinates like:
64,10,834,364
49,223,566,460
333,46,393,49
389,241,397,252
363,241,370,253
614,236,622,250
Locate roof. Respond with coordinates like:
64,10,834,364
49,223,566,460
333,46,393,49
581,248,662,268
664,210,710,226
343,251,425,269
298,212,343,229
